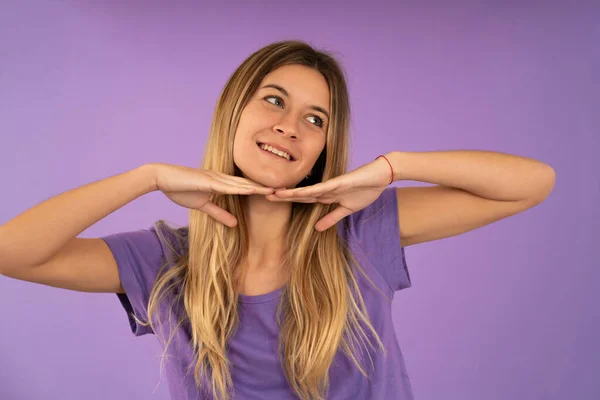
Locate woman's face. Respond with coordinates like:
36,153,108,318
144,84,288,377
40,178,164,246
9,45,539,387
233,64,330,189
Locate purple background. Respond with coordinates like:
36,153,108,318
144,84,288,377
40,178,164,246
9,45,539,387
1,1,598,399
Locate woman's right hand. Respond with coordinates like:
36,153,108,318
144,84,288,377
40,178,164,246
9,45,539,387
149,163,274,227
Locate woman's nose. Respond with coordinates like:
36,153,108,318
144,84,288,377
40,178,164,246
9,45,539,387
273,115,299,139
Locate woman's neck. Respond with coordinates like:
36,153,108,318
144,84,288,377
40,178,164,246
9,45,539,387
242,194,292,271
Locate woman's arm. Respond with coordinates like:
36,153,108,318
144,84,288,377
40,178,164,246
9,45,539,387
0,164,156,271
0,165,156,292
383,150,556,246
0,162,275,292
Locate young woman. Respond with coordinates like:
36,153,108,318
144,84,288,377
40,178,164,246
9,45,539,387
0,41,555,400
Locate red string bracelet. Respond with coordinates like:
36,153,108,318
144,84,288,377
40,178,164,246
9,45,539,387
376,155,394,185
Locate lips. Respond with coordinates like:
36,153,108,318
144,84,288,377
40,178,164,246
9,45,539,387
256,142,296,161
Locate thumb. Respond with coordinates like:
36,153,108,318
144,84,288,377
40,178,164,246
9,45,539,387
199,202,239,227
314,206,353,232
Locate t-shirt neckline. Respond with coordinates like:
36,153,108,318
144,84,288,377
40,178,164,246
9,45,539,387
237,284,286,304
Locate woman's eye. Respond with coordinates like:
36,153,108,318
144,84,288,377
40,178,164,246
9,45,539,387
265,96,283,107
307,115,324,128
264,96,324,128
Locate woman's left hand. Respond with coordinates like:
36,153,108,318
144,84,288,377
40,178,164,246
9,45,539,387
266,157,393,231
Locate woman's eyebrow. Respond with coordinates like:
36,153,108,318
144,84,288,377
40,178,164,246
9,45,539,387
261,83,330,119
262,83,289,97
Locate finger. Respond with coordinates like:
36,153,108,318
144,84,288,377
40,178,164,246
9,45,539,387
273,187,320,198
276,181,339,198
265,194,317,203
273,187,319,198
208,178,275,195
314,206,353,232
315,195,337,204
209,172,272,188
215,181,275,195
267,193,337,204
198,202,238,227
215,178,275,195
208,172,253,186
207,173,270,190
208,180,272,195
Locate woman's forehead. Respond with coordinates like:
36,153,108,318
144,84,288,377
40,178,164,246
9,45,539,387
260,65,330,108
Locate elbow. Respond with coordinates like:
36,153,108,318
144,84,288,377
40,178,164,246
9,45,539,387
540,165,556,200
528,165,556,205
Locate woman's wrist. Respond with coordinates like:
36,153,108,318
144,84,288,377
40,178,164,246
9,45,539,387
375,152,405,184
138,163,162,193
375,154,395,184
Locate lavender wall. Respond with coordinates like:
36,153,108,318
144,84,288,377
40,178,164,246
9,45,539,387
1,1,598,399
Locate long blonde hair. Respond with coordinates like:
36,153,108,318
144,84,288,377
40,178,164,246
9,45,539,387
142,40,390,400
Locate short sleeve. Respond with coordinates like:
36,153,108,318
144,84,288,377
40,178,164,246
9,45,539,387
343,187,411,292
100,226,166,336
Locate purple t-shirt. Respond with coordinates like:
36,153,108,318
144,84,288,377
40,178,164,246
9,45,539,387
101,187,413,399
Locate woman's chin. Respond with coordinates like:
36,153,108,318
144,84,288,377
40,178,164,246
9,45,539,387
252,175,298,190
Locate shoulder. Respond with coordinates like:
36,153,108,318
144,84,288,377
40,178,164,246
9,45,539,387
101,220,189,273
338,187,411,293
339,187,399,242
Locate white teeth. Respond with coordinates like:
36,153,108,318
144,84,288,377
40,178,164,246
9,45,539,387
259,143,291,161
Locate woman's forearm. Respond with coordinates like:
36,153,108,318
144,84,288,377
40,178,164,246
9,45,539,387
385,150,556,202
0,164,157,272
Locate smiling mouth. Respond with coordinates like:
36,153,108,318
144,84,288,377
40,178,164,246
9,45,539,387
257,142,295,161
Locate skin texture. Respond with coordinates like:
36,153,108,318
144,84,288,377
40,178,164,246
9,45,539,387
231,64,557,280
232,64,330,274
233,64,329,189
